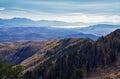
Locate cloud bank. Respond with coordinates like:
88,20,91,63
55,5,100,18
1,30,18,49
0,0,120,28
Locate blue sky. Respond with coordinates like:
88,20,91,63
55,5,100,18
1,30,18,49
0,0,120,27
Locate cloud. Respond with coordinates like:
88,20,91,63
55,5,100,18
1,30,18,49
36,13,120,24
0,7,5,11
0,0,120,28
0,0,120,15
0,10,120,28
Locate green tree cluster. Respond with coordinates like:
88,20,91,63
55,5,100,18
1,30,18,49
0,60,23,79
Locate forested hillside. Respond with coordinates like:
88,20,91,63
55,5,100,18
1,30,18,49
0,60,23,79
23,29,120,79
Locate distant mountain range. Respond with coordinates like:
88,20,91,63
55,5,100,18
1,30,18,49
0,27,98,42
0,18,119,42
77,24,120,35
0,18,119,34
0,17,83,27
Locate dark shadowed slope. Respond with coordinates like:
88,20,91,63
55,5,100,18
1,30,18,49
22,29,120,79
0,41,45,64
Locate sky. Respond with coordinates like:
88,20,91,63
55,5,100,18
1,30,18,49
0,0,120,28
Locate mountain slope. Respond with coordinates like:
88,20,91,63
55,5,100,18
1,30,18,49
0,41,45,64
22,29,120,79
20,38,93,71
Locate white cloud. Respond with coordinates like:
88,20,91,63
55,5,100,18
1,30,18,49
32,13,120,28
0,10,120,28
53,13,120,24
0,7,5,11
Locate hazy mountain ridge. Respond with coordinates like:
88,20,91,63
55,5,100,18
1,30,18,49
0,18,82,27
0,18,120,42
0,18,119,36
0,27,98,42
65,33,98,40
77,24,120,35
